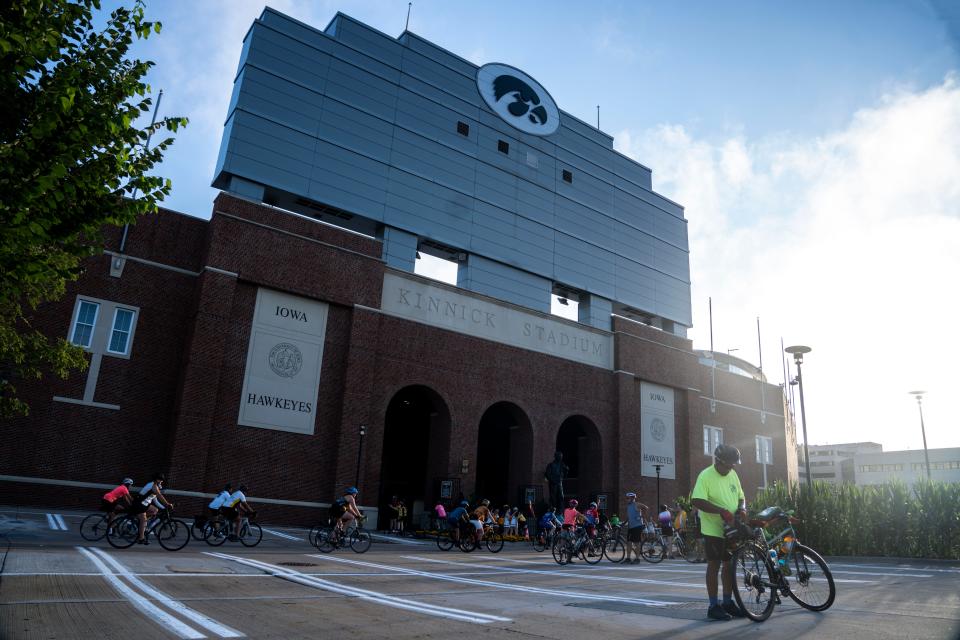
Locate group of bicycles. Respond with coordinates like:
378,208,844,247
530,522,704,565
79,508,262,550
435,520,505,553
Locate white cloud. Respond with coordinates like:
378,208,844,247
615,76,960,452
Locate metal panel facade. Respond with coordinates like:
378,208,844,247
213,9,692,327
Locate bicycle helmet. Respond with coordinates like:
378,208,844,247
460,500,469,507
568,499,578,507
589,502,597,508
346,486,359,494
625,492,636,498
122,478,134,486
481,499,490,506
714,443,742,465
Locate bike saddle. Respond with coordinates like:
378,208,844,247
748,506,798,527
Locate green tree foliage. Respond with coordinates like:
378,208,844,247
751,480,960,559
0,0,186,416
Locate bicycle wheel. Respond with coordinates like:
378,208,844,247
107,516,139,549
604,535,626,563
459,534,477,552
157,520,190,551
682,533,704,563
350,529,372,553
309,524,323,547
640,537,665,563
80,513,109,542
581,537,603,564
191,519,208,541
532,529,549,552
240,522,263,547
732,542,777,622
783,543,836,611
314,528,335,553
436,530,455,551
552,538,571,565
204,522,228,546
484,531,504,553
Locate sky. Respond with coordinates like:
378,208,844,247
113,1,959,452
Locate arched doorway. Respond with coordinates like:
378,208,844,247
475,402,533,508
379,385,451,531
555,415,602,503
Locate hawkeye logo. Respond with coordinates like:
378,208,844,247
476,63,560,136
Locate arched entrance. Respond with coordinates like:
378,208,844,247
379,385,451,530
555,415,602,503
475,402,533,508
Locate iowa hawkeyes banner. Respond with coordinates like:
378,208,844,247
238,288,329,434
640,382,676,480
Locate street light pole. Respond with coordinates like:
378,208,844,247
654,464,662,509
785,345,812,490
355,425,367,488
909,392,932,480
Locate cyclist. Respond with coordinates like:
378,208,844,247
625,492,649,564
134,473,174,545
100,478,134,533
584,501,600,538
446,500,470,545
223,483,253,541
692,444,748,621
538,507,562,545
470,499,494,544
207,483,232,524
335,486,363,541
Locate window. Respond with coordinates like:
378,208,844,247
497,139,509,154
456,121,469,136
755,436,773,465
703,425,723,456
70,300,100,348
108,308,136,355
562,169,573,183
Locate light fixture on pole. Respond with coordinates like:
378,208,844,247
785,345,812,489
653,464,663,510
355,425,367,488
908,391,931,480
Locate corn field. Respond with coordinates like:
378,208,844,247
750,480,960,559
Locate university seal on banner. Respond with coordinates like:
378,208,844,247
650,417,666,442
268,342,303,378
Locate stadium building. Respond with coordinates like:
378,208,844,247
2,9,794,526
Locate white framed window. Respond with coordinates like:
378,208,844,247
756,435,774,465
703,425,723,456
107,308,136,355
70,300,100,348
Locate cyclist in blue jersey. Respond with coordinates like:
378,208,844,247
446,500,470,545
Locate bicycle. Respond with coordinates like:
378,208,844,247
641,525,705,563
203,512,263,547
552,526,603,565
599,524,626,563
107,508,191,551
80,508,126,542
436,521,475,552
459,522,504,553
532,526,561,552
314,517,371,553
732,506,836,622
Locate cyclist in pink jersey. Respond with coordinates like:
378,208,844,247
100,478,134,533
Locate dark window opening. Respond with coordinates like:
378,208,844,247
562,169,573,183
498,139,509,154
457,121,469,136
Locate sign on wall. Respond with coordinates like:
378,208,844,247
640,382,676,480
238,288,329,434
476,63,560,137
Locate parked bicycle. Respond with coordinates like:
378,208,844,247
314,517,371,553
107,508,190,551
203,513,263,547
640,525,704,563
599,524,626,563
732,506,836,622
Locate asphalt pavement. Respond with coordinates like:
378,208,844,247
2,506,959,639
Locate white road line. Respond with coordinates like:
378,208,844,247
262,528,302,541
312,554,680,606
207,552,511,625
89,548,244,638
54,514,68,530
368,533,428,545
76,547,205,639
45,514,60,530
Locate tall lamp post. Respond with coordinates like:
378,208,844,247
785,345,812,489
909,391,932,480
355,425,367,488
654,464,663,510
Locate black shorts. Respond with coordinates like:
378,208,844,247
221,507,239,520
704,535,733,562
129,500,150,515
99,499,117,512
627,526,644,542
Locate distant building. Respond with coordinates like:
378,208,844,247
854,447,960,486
797,442,883,484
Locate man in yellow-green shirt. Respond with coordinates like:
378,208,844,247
692,444,747,621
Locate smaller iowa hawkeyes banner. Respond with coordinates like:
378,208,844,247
238,288,329,434
640,382,676,480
